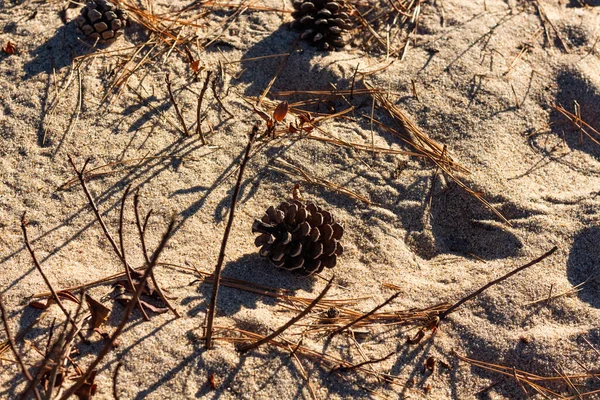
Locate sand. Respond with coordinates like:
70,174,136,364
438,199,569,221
0,0,599,398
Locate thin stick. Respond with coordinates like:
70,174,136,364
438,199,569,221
0,296,43,400
133,192,180,318
69,157,149,320
205,125,258,349
211,78,235,118
59,216,176,400
286,343,318,400
165,73,190,136
118,186,149,321
350,63,360,100
439,246,558,320
113,362,123,400
332,350,396,373
330,292,401,336
196,70,213,144
239,275,335,353
45,291,86,400
68,157,123,261
21,214,87,343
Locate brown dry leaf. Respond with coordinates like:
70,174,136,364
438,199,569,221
273,101,288,122
29,300,51,309
138,300,169,315
29,291,80,309
190,60,201,73
3,41,16,55
115,293,169,315
207,373,218,390
85,294,110,329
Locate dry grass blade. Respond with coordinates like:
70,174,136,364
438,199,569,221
367,82,459,169
58,154,208,190
165,73,190,136
118,186,150,321
69,157,151,320
300,302,450,336
305,134,424,157
239,275,335,353
274,87,389,98
456,352,600,398
522,277,593,307
0,315,44,360
196,1,293,13
272,159,372,205
330,292,401,336
196,71,214,144
32,263,362,308
553,103,600,146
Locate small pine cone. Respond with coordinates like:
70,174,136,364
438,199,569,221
290,0,353,50
252,200,344,276
75,0,128,44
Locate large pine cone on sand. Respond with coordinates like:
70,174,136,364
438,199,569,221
290,0,353,50
75,0,128,43
252,200,344,275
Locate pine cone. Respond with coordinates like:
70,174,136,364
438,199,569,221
290,0,353,50
252,200,344,276
75,1,128,44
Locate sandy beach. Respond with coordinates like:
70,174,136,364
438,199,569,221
0,0,599,398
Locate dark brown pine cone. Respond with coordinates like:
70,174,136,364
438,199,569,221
252,200,344,275
75,0,128,44
290,0,353,50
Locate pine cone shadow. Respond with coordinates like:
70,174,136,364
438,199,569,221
567,226,600,308
22,24,87,79
188,253,315,318
426,182,523,260
236,25,352,104
548,68,600,159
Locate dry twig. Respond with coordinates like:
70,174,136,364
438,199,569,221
21,214,87,343
205,125,258,349
59,216,176,400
